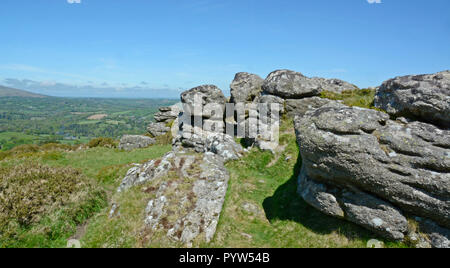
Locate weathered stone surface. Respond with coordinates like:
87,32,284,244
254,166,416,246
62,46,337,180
259,94,285,115
118,135,156,151
181,85,227,118
230,72,264,104
374,70,450,129
285,97,336,117
318,78,359,94
162,152,229,244
174,125,243,161
147,122,171,137
295,102,450,241
418,218,450,248
154,105,181,123
117,151,175,192
262,69,358,99
206,133,244,161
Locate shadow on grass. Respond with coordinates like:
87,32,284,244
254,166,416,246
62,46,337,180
262,153,376,243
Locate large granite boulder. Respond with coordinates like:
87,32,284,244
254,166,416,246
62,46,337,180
295,102,449,242
230,72,264,104
118,135,155,151
181,85,227,118
262,69,358,99
374,70,450,129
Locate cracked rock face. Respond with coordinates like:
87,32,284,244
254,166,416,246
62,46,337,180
230,72,264,104
374,70,450,129
295,102,450,241
262,69,358,99
117,151,175,192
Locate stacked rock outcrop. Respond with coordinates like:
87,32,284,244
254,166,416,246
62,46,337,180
118,84,245,245
295,70,450,247
147,104,181,137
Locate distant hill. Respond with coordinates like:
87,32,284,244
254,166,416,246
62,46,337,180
0,85,47,98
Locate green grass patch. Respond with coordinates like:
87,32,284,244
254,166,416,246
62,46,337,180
320,89,378,110
42,145,172,187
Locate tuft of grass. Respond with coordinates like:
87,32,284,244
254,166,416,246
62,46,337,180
0,163,107,248
320,89,378,109
152,130,174,145
81,186,149,248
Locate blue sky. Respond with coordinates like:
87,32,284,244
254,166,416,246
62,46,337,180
0,0,449,98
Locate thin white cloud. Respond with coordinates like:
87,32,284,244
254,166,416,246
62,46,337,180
67,0,81,4
0,63,96,82
367,0,382,4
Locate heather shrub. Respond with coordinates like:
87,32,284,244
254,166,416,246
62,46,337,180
0,163,106,247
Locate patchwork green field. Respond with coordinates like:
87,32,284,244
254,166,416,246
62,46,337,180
0,97,177,150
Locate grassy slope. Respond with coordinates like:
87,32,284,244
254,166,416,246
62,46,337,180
212,119,405,248
42,146,172,187
0,144,172,248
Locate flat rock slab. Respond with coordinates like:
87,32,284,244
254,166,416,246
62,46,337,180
117,150,230,245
